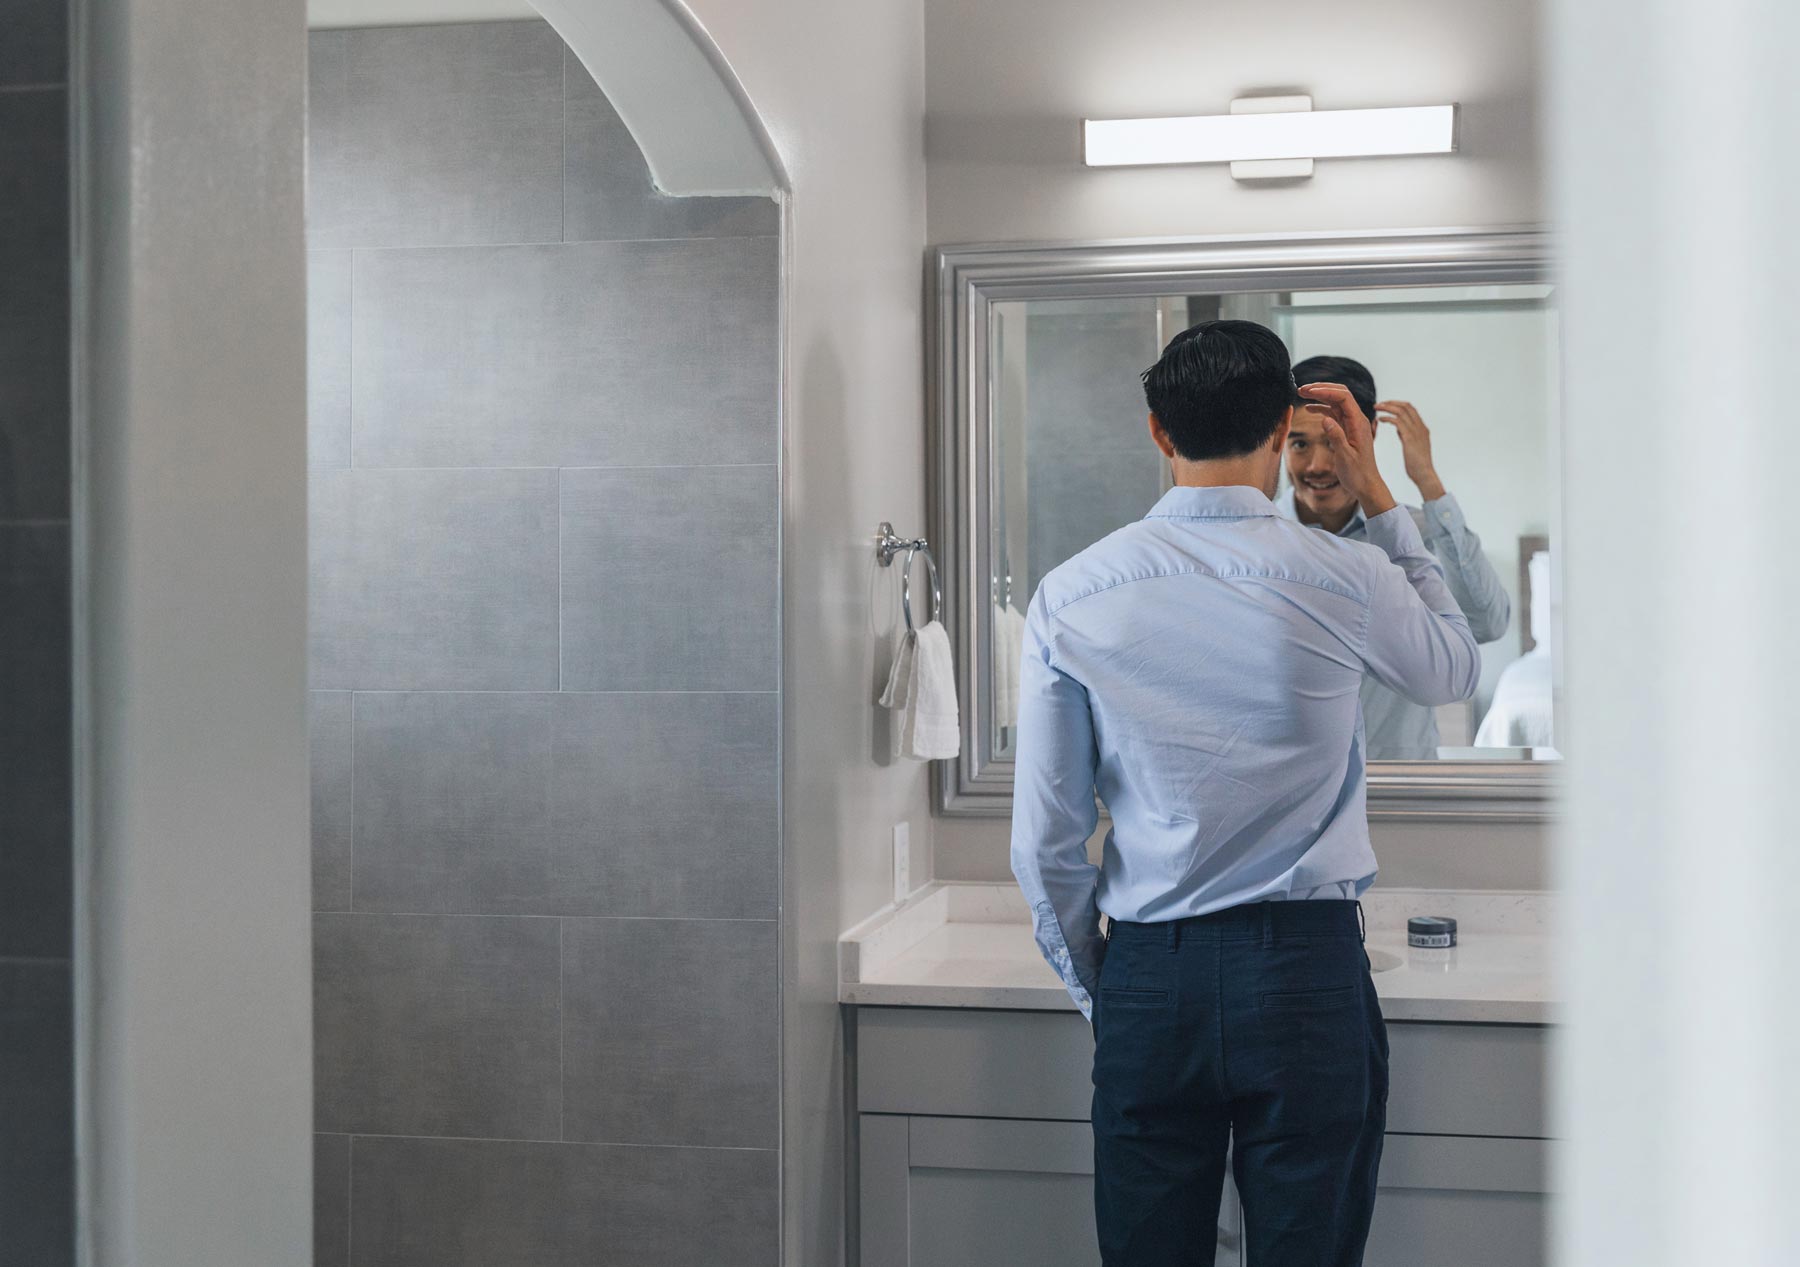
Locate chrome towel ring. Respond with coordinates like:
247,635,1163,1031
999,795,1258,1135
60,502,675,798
875,522,942,632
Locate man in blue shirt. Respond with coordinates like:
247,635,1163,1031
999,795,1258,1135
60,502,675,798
1010,320,1478,1265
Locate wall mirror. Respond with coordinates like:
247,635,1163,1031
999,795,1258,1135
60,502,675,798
931,228,1559,820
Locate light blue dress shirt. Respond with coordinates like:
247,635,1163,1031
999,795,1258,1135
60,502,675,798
1274,488,1511,759
1010,485,1480,1016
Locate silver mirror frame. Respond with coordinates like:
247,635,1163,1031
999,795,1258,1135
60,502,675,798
928,226,1559,822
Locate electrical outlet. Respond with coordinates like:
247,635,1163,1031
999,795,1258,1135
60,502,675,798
893,822,912,905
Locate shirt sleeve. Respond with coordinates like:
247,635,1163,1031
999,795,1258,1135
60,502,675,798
1009,591,1105,1019
1360,506,1483,708
1418,494,1512,644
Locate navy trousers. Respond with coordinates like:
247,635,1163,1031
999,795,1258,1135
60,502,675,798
1091,899,1387,1266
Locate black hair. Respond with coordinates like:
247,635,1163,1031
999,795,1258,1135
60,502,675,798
1291,354,1378,422
1140,319,1296,461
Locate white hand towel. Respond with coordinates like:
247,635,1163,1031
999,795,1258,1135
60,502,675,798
909,621,961,759
877,621,961,760
993,602,1025,730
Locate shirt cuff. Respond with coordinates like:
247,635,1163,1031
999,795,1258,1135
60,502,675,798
1363,504,1428,561
1031,901,1098,1020
1422,492,1468,540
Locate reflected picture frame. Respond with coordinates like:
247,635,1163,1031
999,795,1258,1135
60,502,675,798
928,226,1560,822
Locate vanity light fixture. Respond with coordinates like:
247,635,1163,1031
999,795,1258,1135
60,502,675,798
1083,96,1458,181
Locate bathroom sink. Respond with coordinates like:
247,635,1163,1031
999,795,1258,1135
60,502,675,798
1367,948,1402,974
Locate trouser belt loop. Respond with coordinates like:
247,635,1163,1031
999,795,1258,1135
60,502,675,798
1356,900,1367,944
1262,903,1274,949
1167,919,1181,952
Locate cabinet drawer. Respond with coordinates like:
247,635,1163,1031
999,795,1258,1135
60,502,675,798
856,1007,1092,1120
855,1007,1548,1139
1386,1021,1547,1138
861,1115,1239,1267
1367,1135,1550,1266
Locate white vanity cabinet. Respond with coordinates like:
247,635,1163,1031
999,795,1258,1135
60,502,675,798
851,1007,1549,1267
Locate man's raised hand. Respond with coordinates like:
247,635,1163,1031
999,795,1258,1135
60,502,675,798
1295,382,1397,518
1376,400,1447,502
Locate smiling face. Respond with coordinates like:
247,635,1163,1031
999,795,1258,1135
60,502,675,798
1284,405,1359,522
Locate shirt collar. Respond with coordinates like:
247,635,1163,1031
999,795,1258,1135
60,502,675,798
1272,484,1365,537
1145,485,1282,522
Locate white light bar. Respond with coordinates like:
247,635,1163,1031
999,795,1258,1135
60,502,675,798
1084,105,1457,167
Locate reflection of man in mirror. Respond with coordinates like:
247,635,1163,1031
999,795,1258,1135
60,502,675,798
1277,355,1511,760
1012,320,1479,1265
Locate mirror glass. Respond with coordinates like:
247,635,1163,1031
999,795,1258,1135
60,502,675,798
988,282,1559,764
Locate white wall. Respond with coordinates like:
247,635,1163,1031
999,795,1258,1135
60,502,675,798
674,4,930,1264
77,0,313,1261
1552,1,1800,1262
925,0,1541,246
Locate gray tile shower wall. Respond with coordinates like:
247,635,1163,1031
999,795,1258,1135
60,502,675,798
309,467,561,691
0,526,72,960
560,917,780,1149
0,89,71,522
559,465,779,691
0,1,73,1260
346,1136,779,1267
1023,307,1166,599
313,913,563,1139
307,250,353,470
348,690,778,918
351,239,778,468
305,20,781,1266
306,23,565,250
313,1133,351,1267
309,692,354,912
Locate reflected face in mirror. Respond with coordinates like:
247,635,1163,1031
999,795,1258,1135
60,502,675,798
1285,406,1358,527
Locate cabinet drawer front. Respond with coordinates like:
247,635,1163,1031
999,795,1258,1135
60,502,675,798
1380,1134,1548,1194
1369,1135,1550,1267
909,1115,1093,1175
855,1008,1549,1138
1386,1022,1547,1138
856,1007,1093,1120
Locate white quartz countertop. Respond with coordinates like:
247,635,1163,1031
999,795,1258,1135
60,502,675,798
840,882,1557,1025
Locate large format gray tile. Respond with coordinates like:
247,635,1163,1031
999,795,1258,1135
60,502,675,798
351,692,775,919
313,914,561,1139
0,526,70,959
547,693,778,918
1025,306,1161,451
309,468,559,691
314,1134,350,1267
307,22,564,249
310,692,353,912
0,90,71,521
560,465,778,691
562,49,777,243
561,918,778,1148
350,1136,778,1267
305,32,352,245
1026,447,1165,596
350,692,553,915
351,237,778,468
0,0,66,86
0,963,73,1267
307,251,352,468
